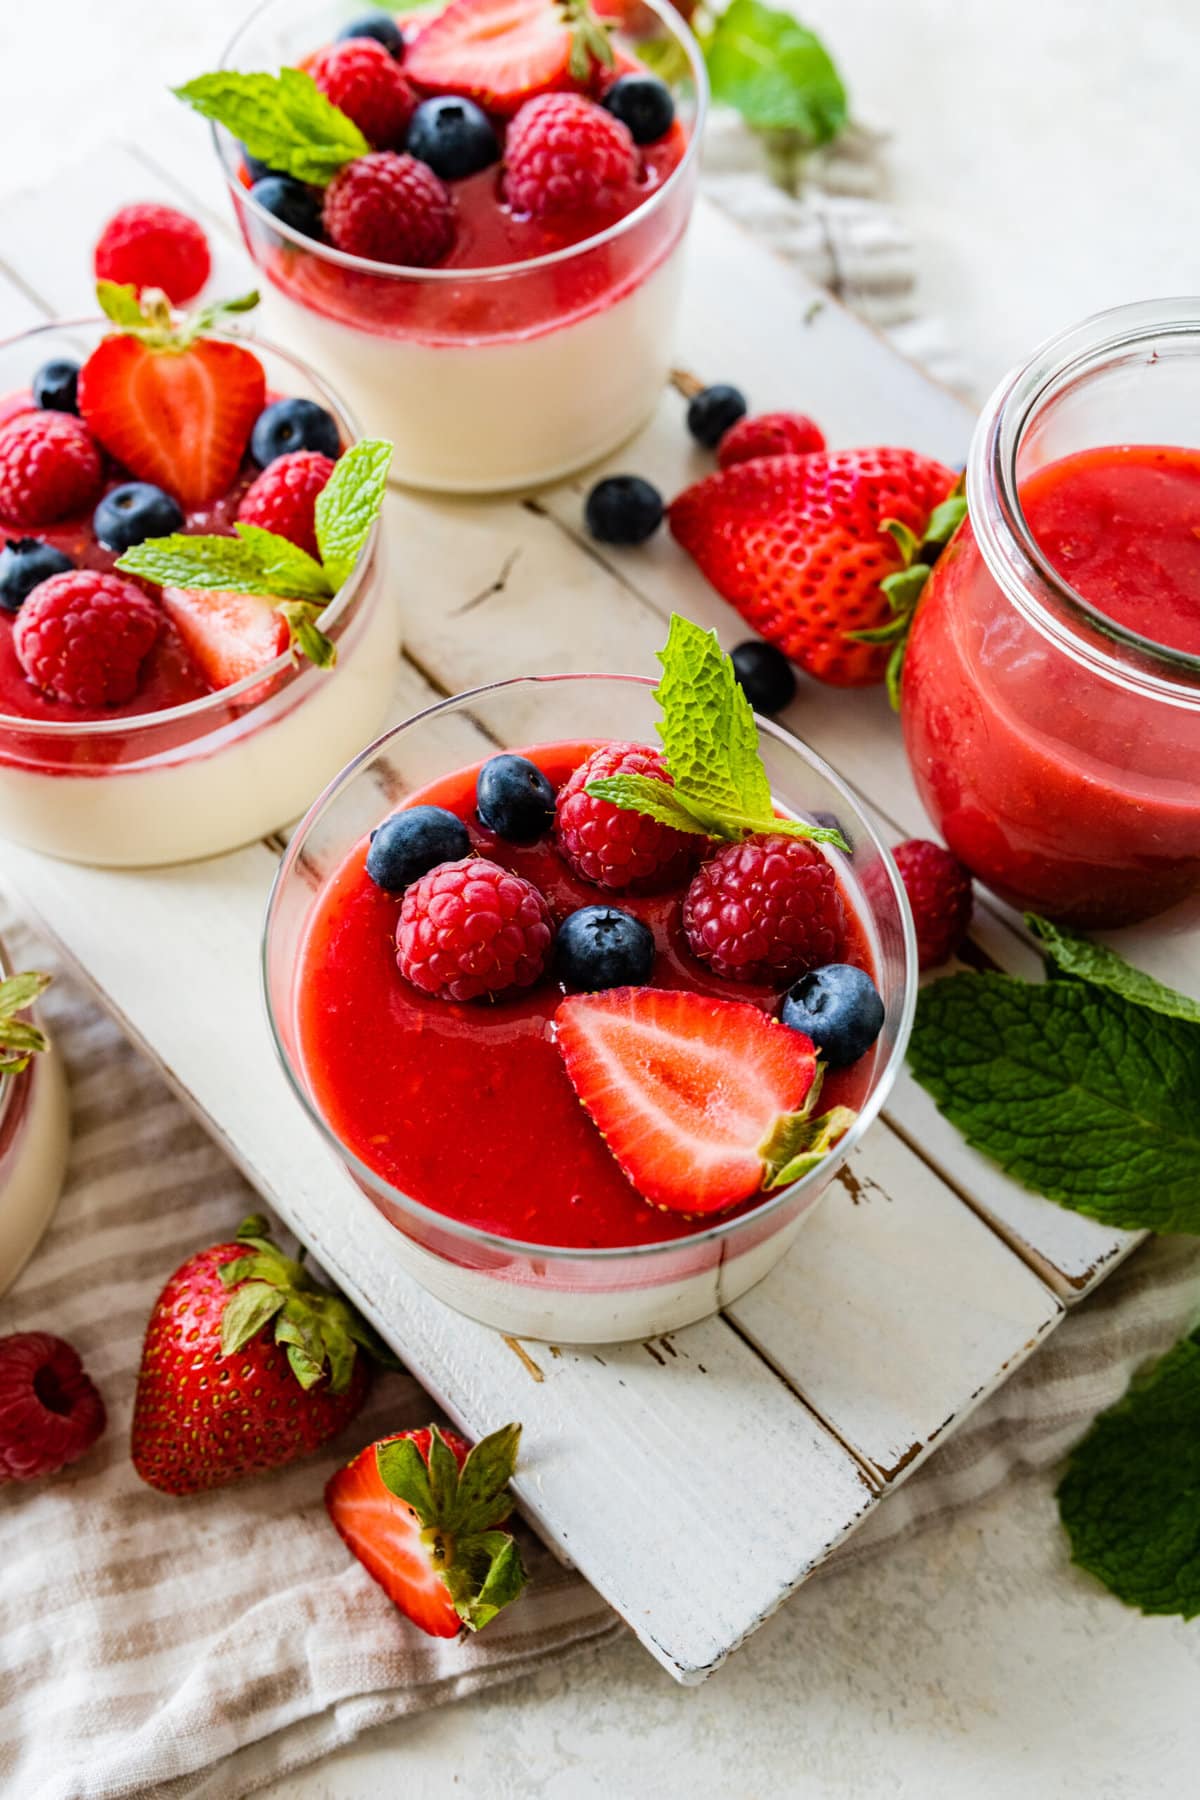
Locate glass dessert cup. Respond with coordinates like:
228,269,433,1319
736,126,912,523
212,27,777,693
0,941,69,1297
264,673,916,1344
0,318,399,869
215,0,707,494
903,300,1200,928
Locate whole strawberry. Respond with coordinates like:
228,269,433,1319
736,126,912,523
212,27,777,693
0,1332,106,1482
669,449,959,688
892,838,974,971
131,1214,390,1495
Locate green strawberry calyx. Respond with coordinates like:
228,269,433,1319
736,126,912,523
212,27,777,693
759,1063,857,1189
849,477,968,709
585,614,850,851
96,278,260,352
0,971,51,1077
376,1423,529,1631
561,0,616,81
219,1213,398,1392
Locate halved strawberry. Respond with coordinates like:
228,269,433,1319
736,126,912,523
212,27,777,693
160,586,288,689
325,1423,527,1639
556,988,854,1214
406,0,605,115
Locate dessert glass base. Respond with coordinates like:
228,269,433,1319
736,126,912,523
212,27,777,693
0,974,69,1297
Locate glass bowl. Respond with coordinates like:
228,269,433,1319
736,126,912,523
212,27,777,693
0,937,69,1296
263,673,917,1343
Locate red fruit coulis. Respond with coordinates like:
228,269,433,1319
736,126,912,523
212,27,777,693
295,742,878,1251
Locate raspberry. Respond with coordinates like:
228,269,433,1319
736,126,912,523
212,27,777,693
504,94,639,220
14,570,160,707
555,743,701,892
323,152,455,266
0,412,103,528
237,450,336,558
396,857,554,1003
309,38,417,148
683,835,846,984
718,412,827,469
93,203,212,305
892,838,974,970
0,1332,106,1482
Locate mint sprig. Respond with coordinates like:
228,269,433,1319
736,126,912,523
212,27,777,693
586,615,848,850
1029,913,1200,1024
0,972,51,1077
174,68,369,186
117,437,392,669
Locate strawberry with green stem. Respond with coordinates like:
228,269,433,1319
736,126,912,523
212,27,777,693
0,972,52,1077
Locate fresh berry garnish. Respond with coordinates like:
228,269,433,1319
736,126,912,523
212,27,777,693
718,411,826,468
251,175,324,238
555,987,854,1213
325,1423,527,1637
323,151,455,265
406,95,500,180
781,964,885,1068
0,538,73,613
93,203,212,306
555,742,700,892
683,835,846,984
14,570,159,707
0,1332,106,1482
367,805,471,892
892,838,974,970
601,73,675,144
554,904,654,991
131,1214,384,1495
406,0,612,117
584,474,663,546
476,752,555,844
159,585,290,690
250,396,342,467
78,286,267,509
395,856,554,1002
669,449,959,688
93,481,184,554
31,358,81,416
686,384,747,449
505,93,637,220
309,37,417,148
237,450,336,558
0,411,103,527
337,11,406,58
730,639,796,715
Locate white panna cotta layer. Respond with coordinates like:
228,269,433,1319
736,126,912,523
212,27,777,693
0,1045,70,1297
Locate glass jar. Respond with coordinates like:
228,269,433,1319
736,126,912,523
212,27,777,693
902,300,1200,928
0,940,69,1295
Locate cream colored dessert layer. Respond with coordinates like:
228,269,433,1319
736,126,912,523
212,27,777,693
0,1046,70,1297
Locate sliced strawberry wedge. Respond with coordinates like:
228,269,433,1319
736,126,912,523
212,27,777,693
406,0,575,114
326,1429,469,1637
161,585,288,689
555,988,824,1214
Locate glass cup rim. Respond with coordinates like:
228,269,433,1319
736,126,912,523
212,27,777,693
970,296,1200,702
262,670,919,1263
0,312,375,738
215,0,710,284
0,936,15,1130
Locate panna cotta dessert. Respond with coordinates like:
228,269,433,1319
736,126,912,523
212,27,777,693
0,956,69,1297
0,289,398,867
187,0,706,491
265,622,915,1342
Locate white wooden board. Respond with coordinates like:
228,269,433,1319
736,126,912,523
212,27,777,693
0,139,1149,1681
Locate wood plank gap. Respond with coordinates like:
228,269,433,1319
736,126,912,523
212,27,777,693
0,253,55,320
121,140,243,245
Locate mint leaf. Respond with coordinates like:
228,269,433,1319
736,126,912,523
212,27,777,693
703,0,848,143
277,601,336,671
314,438,393,588
1028,914,1200,1025
174,68,368,185
585,772,712,837
233,526,331,600
654,613,772,825
1057,1327,1200,1618
0,970,50,1076
117,530,332,603
908,972,1200,1234
96,279,147,329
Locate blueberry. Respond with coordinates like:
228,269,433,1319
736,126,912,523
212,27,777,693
476,754,555,844
555,905,655,991
93,483,184,554
584,475,663,546
32,359,80,415
336,11,405,56
731,640,796,715
781,964,885,1069
687,383,748,449
250,176,323,239
250,397,341,467
0,538,73,613
601,74,675,145
366,806,470,891
406,96,500,181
